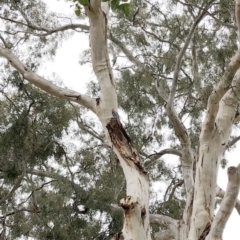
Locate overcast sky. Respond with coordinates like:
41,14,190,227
39,1,240,239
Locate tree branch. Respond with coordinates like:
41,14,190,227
206,10,237,30
206,164,240,240
0,34,8,48
204,50,240,132
0,15,90,35
89,0,101,12
69,101,106,143
0,47,96,112
144,148,182,168
216,185,240,215
0,174,23,205
0,208,39,219
236,0,240,42
203,0,240,132
154,229,175,240
166,180,184,202
140,26,180,50
168,7,207,106
227,136,240,149
109,32,145,70
150,214,178,238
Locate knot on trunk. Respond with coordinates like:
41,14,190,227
120,196,137,214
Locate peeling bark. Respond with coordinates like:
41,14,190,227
106,118,146,174
85,2,151,239
106,118,150,239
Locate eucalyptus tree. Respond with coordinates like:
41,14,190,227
0,0,240,239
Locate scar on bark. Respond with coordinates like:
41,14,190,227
106,118,147,174
96,97,100,105
141,206,146,225
120,196,137,214
198,222,211,240
64,94,81,100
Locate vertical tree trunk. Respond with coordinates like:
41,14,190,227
189,66,240,239
85,1,151,239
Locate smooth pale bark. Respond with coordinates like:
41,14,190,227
188,2,240,239
0,47,96,112
85,1,151,239
216,186,240,215
155,10,211,239
188,2,240,238
155,229,175,240
150,214,178,239
189,68,240,239
206,164,240,240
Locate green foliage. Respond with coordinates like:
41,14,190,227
0,0,239,239
110,0,130,16
69,0,130,17
0,70,125,239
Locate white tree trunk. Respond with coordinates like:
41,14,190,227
206,164,240,240
188,67,240,239
85,1,151,239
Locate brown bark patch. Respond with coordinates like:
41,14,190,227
141,206,146,225
111,231,124,240
96,97,100,106
106,118,147,175
120,196,137,214
64,94,81,100
198,222,211,240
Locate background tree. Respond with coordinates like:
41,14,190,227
0,0,240,239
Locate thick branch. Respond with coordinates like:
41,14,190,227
189,70,240,239
203,50,240,132
206,165,240,240
150,214,178,237
227,136,240,149
216,186,240,215
0,47,96,112
202,0,240,132
154,229,175,240
89,0,101,12
85,4,117,121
